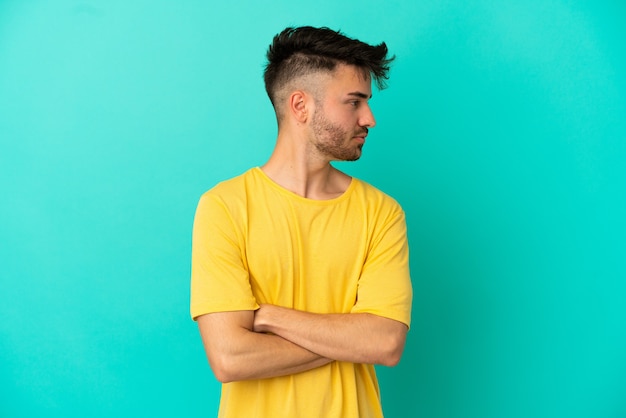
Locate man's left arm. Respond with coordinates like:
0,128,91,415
253,305,408,366
254,304,408,366
254,203,412,366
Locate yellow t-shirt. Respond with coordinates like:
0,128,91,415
191,167,413,418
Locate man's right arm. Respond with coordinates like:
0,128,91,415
192,192,332,382
197,310,332,383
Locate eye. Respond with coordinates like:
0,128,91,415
349,100,359,107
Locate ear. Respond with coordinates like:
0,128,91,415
288,91,311,123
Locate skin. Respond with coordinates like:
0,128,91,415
309,77,372,162
197,63,408,383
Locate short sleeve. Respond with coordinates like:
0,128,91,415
190,192,259,320
351,206,413,328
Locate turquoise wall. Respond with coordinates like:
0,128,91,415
1,1,625,417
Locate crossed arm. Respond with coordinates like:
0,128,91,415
197,305,408,383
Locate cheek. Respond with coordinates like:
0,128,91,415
330,112,353,129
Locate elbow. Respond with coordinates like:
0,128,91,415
214,373,237,384
377,330,407,367
209,355,243,384
383,353,403,367
212,367,234,384
379,344,403,367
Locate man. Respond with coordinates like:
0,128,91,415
191,26,413,417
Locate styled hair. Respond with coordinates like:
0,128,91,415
263,26,394,110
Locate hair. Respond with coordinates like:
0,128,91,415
263,26,394,115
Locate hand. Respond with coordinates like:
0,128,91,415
253,304,274,333
252,304,407,366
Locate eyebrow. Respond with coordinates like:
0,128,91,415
347,91,373,100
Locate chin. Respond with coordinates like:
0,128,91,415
329,147,362,162
343,154,361,162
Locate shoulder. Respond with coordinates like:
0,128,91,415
204,169,256,195
351,177,404,212
199,168,261,202
195,169,261,218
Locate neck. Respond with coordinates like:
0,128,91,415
261,131,351,200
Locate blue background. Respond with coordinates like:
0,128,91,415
1,1,625,417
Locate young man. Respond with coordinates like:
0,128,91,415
191,26,413,417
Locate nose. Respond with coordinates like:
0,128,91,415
359,104,376,128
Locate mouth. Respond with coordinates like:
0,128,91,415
353,130,368,143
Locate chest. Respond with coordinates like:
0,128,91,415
243,200,370,312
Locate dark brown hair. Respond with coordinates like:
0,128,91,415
264,26,394,108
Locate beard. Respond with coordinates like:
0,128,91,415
311,108,364,162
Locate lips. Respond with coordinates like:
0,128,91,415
353,129,368,141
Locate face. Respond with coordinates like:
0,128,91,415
309,64,376,161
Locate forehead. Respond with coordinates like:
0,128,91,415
324,64,372,95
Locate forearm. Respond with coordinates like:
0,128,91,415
212,329,332,382
253,305,407,366
197,312,332,383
